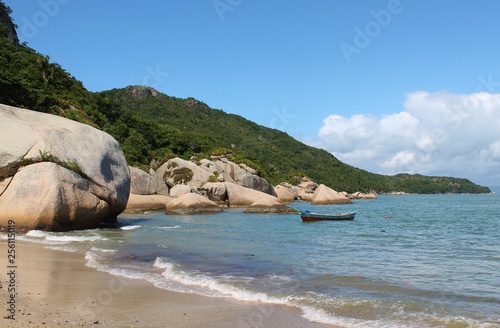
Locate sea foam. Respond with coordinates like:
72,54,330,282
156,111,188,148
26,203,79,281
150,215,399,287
153,257,288,304
26,230,106,243
120,225,141,231
156,225,181,230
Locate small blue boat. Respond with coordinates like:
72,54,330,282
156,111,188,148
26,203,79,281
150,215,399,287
300,210,356,221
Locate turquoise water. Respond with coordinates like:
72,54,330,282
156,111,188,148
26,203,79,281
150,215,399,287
8,194,500,327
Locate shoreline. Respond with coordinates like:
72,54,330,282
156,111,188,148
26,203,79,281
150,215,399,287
0,241,337,327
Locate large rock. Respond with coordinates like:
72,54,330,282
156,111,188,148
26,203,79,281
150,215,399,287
311,184,353,205
244,198,298,214
200,182,228,204
0,162,109,230
198,159,220,176
296,187,314,202
214,158,277,196
155,157,213,190
165,193,222,215
169,184,195,197
274,185,296,203
0,104,130,231
125,194,173,213
298,177,318,191
224,182,281,207
130,167,157,195
351,191,377,200
151,168,169,196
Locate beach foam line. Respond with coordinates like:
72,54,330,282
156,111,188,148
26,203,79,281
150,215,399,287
156,225,181,230
82,253,485,328
151,257,421,327
120,225,141,231
299,305,420,328
300,306,379,328
84,254,410,328
84,250,155,282
44,245,79,252
90,246,117,253
153,257,289,303
25,230,107,243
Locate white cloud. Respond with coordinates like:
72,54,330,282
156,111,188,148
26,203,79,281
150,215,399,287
316,91,500,186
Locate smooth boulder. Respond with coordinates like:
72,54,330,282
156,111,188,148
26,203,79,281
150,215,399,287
311,184,353,205
169,184,195,197
0,104,130,230
296,187,315,202
224,182,281,207
274,185,296,203
351,191,377,199
130,167,157,195
165,193,222,215
244,198,298,214
214,158,277,196
125,194,173,213
298,177,318,191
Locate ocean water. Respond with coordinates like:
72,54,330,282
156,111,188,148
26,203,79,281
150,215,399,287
4,194,500,327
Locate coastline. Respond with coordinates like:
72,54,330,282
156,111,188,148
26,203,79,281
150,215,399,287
0,241,336,327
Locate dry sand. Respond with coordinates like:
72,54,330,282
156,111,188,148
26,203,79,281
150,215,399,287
0,241,336,328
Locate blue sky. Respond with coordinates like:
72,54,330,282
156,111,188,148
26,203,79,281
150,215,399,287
5,0,500,186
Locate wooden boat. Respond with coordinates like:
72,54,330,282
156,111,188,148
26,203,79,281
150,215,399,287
300,210,356,221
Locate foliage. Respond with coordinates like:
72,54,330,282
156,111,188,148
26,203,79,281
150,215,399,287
0,6,490,194
16,150,86,179
206,175,219,183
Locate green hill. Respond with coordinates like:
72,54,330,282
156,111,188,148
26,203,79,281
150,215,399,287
100,86,490,194
0,2,490,194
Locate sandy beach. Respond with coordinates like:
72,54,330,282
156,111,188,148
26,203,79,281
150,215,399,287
0,241,335,328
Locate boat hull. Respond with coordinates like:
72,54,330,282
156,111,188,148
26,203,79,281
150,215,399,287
300,211,356,221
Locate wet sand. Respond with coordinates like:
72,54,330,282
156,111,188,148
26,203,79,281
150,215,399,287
0,241,336,327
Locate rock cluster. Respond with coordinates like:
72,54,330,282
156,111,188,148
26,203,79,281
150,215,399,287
126,157,290,214
126,157,377,215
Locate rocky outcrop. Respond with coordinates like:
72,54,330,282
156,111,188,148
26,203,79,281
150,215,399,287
296,187,315,202
350,191,377,200
169,184,195,197
225,182,280,207
311,184,353,205
165,193,222,215
198,159,223,181
0,3,20,45
200,182,228,204
155,157,213,190
130,167,157,195
214,158,277,196
151,168,169,196
127,86,161,100
125,194,173,213
153,157,277,199
298,177,318,191
274,184,296,203
0,104,130,231
244,198,298,214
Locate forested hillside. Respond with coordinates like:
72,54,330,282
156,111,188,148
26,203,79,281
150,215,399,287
0,2,490,194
